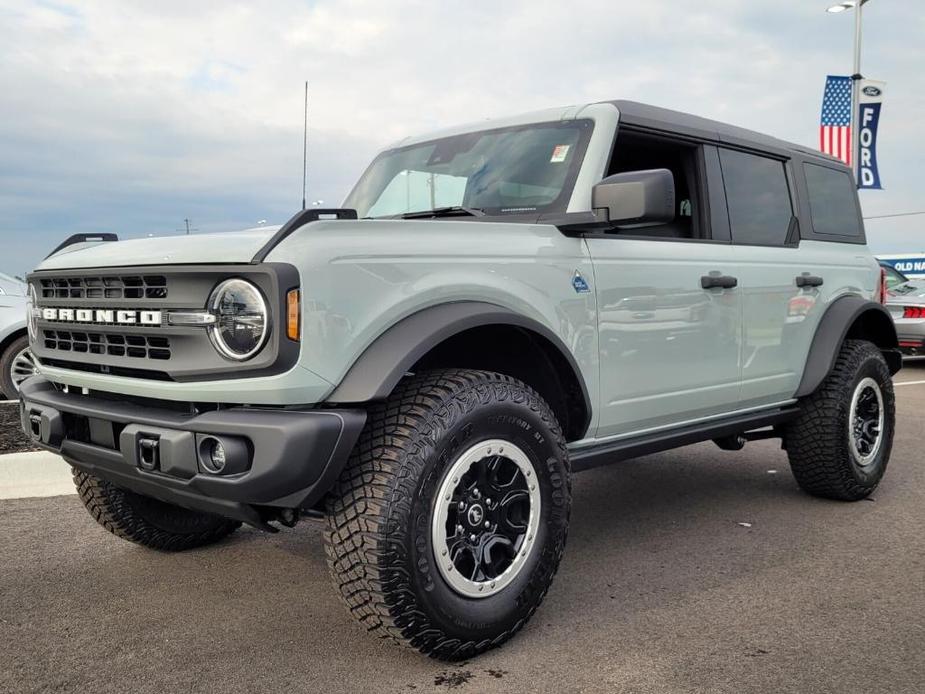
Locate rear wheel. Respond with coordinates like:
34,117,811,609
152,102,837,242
73,469,241,551
784,339,895,500
324,369,571,659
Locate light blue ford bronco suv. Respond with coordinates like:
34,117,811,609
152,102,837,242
20,101,900,659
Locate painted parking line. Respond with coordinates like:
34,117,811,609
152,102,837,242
895,379,925,387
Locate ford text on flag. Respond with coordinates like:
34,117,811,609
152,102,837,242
858,80,885,190
820,75,852,165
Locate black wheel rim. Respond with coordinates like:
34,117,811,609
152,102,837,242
849,377,884,466
432,439,540,598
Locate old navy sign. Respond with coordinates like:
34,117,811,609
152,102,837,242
858,79,885,190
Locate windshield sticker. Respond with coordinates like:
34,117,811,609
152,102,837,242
550,145,570,163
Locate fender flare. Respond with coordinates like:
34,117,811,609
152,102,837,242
325,301,592,426
795,295,900,398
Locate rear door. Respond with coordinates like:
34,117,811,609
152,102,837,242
585,133,742,439
718,148,824,407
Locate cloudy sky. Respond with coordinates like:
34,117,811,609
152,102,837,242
1,0,922,275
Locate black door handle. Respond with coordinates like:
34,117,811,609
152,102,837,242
701,274,738,290
795,273,824,288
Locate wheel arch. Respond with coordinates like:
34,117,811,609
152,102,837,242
325,302,592,441
795,295,900,398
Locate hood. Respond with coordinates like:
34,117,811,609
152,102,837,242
35,227,281,271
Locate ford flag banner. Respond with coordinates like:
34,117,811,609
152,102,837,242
858,79,885,190
820,75,853,165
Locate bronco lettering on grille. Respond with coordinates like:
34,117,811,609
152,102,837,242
40,308,162,325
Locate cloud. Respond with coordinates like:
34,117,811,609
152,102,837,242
0,0,923,274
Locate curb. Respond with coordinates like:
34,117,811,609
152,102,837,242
0,450,74,499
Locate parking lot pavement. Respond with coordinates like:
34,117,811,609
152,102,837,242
2,369,924,693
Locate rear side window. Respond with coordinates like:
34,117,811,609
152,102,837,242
803,163,862,237
719,149,793,246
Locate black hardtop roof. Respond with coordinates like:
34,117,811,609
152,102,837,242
606,100,843,168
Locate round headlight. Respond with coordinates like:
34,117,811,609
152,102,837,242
208,279,269,361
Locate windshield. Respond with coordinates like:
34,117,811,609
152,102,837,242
344,119,593,219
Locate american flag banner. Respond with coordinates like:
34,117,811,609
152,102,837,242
820,75,853,165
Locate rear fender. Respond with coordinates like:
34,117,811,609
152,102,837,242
795,295,900,398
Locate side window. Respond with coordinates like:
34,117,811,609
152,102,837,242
803,162,862,237
607,132,703,240
719,149,794,246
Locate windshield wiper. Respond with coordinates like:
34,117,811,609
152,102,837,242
401,206,485,219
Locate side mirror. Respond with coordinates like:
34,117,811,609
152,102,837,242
591,168,675,227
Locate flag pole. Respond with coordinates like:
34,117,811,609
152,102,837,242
850,2,864,185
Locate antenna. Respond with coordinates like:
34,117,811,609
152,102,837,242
302,81,308,211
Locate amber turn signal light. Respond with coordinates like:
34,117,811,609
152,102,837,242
287,289,300,341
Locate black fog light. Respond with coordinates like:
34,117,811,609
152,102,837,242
197,435,249,475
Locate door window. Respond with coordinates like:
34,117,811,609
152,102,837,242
607,132,703,239
719,149,794,246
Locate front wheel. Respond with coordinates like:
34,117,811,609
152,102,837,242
1,335,35,399
74,469,241,550
324,369,571,659
784,339,895,500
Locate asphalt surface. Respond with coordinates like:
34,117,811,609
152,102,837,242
0,402,37,455
2,366,925,693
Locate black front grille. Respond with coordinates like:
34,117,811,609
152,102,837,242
39,275,167,300
43,329,171,360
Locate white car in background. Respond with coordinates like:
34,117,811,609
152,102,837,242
885,277,925,358
0,272,35,398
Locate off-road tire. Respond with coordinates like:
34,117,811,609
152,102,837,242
73,469,241,550
1,334,30,399
784,339,895,500
324,369,571,660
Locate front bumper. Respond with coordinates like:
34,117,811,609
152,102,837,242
19,376,365,528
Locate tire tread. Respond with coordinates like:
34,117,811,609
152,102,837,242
324,368,570,659
785,339,894,501
73,469,241,551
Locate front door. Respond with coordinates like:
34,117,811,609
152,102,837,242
587,238,742,438
585,134,742,439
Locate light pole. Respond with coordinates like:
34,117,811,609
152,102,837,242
826,0,873,183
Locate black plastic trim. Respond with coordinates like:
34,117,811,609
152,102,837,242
19,376,366,521
45,233,118,259
570,406,799,472
252,209,358,263
325,301,593,437
795,295,900,398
